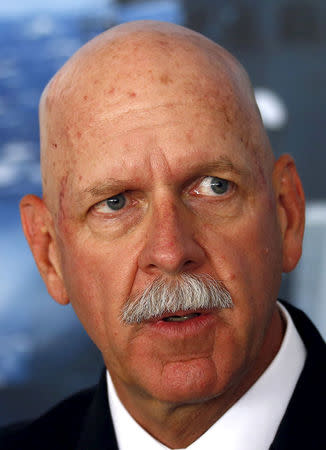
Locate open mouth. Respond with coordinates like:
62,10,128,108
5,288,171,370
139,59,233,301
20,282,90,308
162,312,201,323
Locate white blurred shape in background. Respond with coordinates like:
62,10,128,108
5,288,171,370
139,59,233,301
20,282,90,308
254,87,288,131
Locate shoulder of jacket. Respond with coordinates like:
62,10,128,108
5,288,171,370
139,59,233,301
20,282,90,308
0,386,96,450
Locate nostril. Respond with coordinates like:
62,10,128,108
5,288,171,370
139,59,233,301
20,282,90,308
184,260,194,267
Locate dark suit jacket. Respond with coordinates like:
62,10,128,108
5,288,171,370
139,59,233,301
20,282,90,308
1,302,325,449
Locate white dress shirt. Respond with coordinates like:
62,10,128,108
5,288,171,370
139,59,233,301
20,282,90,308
107,302,306,449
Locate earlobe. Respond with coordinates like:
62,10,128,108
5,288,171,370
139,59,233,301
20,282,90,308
273,155,305,273
20,194,69,305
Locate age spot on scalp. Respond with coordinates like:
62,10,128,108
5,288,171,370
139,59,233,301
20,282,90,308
160,73,173,85
156,39,169,47
221,103,232,125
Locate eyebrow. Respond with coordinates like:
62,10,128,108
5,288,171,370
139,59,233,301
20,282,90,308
81,179,129,199
193,155,251,178
79,155,250,202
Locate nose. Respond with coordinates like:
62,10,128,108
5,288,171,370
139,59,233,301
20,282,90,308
138,197,206,276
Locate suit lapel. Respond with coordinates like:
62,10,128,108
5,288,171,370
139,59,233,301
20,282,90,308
270,302,326,449
76,370,118,450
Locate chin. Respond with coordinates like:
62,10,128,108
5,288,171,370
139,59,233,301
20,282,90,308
146,358,222,404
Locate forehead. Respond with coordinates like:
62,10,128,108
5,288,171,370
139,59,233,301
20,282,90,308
46,64,254,156
41,33,266,209
63,101,261,205
44,30,252,135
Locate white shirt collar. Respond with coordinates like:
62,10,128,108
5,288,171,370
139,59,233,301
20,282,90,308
107,302,306,449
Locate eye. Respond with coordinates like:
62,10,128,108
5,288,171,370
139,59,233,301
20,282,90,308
194,176,231,196
95,193,126,213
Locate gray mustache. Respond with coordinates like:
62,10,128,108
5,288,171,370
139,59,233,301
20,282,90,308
121,273,233,325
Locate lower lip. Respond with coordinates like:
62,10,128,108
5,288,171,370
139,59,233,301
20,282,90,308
147,313,216,337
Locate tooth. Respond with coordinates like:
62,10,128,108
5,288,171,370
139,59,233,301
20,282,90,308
165,316,188,322
163,313,201,322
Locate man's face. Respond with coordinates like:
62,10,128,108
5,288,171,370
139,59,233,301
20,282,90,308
44,46,285,405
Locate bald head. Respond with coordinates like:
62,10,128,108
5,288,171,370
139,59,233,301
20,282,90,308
39,20,272,217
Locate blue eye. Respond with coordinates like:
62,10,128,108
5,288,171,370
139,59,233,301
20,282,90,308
106,193,126,210
210,177,229,194
194,176,230,196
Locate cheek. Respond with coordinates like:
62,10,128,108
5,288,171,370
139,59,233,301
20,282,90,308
200,197,283,289
199,203,283,342
57,235,137,355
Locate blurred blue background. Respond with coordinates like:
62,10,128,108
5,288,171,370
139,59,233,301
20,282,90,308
1,0,326,426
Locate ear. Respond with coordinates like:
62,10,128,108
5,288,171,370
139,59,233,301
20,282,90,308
273,154,305,273
20,194,69,305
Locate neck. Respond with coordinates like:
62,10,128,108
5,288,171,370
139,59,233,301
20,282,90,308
109,307,285,448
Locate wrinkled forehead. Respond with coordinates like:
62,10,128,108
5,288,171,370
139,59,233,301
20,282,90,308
43,30,252,124
40,25,267,213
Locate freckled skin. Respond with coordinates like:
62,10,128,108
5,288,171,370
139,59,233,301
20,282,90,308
186,130,193,143
160,73,173,85
22,21,305,448
57,174,68,229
